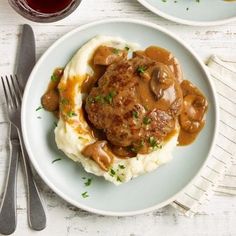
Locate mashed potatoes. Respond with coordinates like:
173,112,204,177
55,36,179,185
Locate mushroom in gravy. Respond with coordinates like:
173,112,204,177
42,43,208,172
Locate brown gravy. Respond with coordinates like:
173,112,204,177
41,68,63,115
81,141,114,171
81,60,106,94
178,80,208,146
42,45,208,171
81,46,208,168
142,46,183,83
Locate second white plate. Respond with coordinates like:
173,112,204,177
138,0,236,26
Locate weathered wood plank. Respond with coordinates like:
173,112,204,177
0,0,236,235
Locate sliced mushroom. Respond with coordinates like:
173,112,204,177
82,140,113,171
41,89,59,112
150,65,174,100
180,94,207,133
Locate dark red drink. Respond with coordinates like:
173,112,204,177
25,0,74,14
8,0,82,22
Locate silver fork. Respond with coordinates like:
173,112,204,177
0,75,46,231
0,123,20,235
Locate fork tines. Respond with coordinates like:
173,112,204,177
1,75,22,108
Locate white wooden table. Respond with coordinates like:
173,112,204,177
1,0,236,235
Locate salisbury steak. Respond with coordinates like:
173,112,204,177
85,56,183,154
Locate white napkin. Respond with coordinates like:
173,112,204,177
171,56,236,216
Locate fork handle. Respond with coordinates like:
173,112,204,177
18,131,46,231
0,141,19,235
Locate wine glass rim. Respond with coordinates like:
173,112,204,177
8,0,82,23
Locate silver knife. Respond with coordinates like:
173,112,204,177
16,24,36,90
0,124,20,235
15,24,46,230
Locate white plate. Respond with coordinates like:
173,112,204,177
138,0,236,26
22,19,218,216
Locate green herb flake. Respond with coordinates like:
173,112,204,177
88,97,95,103
113,48,120,55
127,146,138,153
117,176,122,182
148,136,162,150
81,191,89,198
137,66,147,74
143,116,151,125
125,46,130,51
61,98,69,105
94,95,104,103
53,121,57,127
51,74,59,82
104,91,116,104
52,158,61,164
132,111,139,119
36,106,43,111
118,164,125,169
67,111,77,117
110,168,116,177
84,178,92,187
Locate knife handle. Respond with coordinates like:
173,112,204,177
0,141,19,235
18,131,46,231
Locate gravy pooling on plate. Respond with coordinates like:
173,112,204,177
41,36,208,183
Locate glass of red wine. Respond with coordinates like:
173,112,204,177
8,0,82,23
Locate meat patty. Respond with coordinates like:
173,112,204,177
85,56,182,154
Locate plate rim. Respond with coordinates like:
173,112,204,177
137,0,236,26
21,18,219,216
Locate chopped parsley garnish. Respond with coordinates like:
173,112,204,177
117,176,122,182
137,66,147,74
84,178,92,187
110,168,116,177
113,48,120,55
89,91,116,105
94,95,104,103
125,46,130,51
132,111,139,119
104,91,116,104
36,106,43,111
52,158,61,164
148,136,162,150
67,111,77,117
118,164,125,169
60,98,69,105
128,146,138,153
81,191,89,198
88,97,95,103
51,74,59,82
143,116,151,125
53,121,57,127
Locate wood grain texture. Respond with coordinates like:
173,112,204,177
0,0,236,235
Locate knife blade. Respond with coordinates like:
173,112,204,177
15,24,46,231
15,24,36,90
